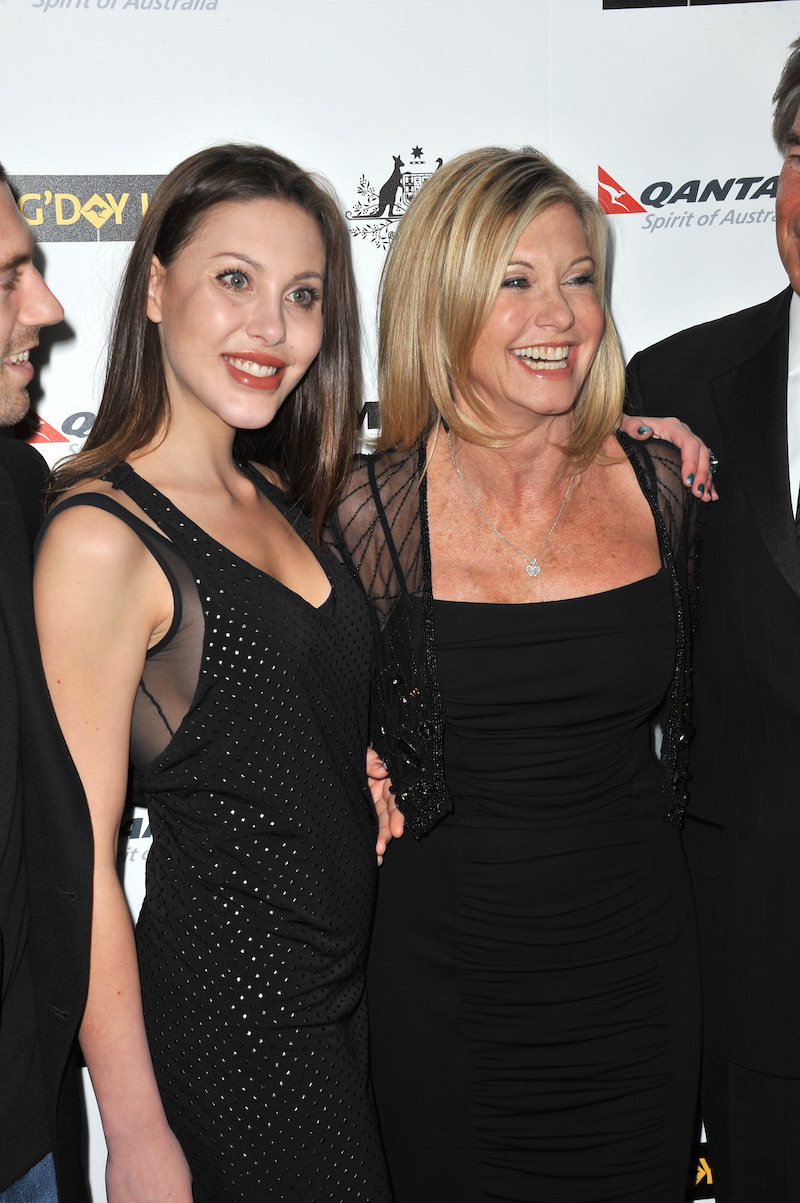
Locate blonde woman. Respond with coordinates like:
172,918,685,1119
332,147,703,1203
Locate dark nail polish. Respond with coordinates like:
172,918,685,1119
637,425,651,435
698,483,704,495
686,473,695,486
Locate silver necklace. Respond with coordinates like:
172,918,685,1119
447,430,576,578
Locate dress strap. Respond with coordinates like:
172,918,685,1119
38,492,185,657
104,462,171,520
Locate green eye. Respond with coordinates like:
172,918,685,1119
217,269,249,290
289,287,321,307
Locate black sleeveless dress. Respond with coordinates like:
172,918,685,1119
49,462,391,1203
367,570,701,1202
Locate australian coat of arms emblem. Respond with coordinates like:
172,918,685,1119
347,146,443,249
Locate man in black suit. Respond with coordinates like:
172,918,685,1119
0,164,91,1200
627,40,800,1201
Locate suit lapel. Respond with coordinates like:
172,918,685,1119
0,463,37,856
0,459,39,652
711,291,800,600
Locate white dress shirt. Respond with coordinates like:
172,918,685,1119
787,291,800,515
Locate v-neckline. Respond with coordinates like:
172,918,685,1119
112,461,335,614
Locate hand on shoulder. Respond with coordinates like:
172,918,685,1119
619,414,718,501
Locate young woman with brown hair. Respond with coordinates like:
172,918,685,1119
34,143,391,1203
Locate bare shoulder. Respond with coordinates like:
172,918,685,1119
38,479,159,580
588,435,683,518
35,479,174,649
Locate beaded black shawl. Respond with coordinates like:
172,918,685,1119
327,432,701,838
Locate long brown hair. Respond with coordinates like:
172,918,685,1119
377,147,623,467
50,143,361,538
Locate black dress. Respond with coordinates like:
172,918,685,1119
367,570,701,1202
49,463,392,1203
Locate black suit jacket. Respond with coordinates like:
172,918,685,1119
628,287,800,1078
0,438,92,1199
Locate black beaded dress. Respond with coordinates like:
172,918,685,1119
49,462,391,1203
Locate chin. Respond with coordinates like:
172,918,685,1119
228,403,286,432
0,389,31,429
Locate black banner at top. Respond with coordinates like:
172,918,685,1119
605,1,779,9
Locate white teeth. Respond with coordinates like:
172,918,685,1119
4,350,30,366
513,345,570,368
226,356,279,378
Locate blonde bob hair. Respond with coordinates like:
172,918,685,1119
377,146,624,465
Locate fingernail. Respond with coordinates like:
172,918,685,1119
686,473,695,486
637,425,651,435
697,483,704,495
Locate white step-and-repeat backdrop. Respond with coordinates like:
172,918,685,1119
1,0,798,1197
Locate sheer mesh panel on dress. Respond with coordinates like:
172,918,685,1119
131,531,203,768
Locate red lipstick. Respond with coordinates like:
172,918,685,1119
222,351,287,392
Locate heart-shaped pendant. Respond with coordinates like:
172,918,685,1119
526,563,541,577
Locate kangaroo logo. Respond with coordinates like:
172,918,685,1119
597,166,646,215
372,156,404,218
347,146,443,250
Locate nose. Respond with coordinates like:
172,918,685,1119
246,290,286,346
534,284,575,331
21,268,63,329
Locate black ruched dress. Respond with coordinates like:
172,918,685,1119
367,570,701,1202
50,462,392,1203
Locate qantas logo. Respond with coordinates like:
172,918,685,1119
598,168,646,215
598,165,777,216
27,416,68,444
25,411,95,450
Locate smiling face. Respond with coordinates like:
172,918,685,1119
0,181,64,426
462,203,604,435
147,197,326,437
777,105,800,292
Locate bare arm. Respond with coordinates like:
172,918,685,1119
34,503,193,1203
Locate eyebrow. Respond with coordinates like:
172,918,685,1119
507,255,595,270
211,252,324,281
0,251,30,276
786,132,800,149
